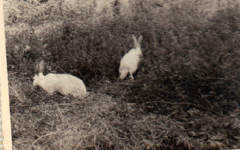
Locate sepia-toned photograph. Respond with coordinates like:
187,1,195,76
2,0,240,149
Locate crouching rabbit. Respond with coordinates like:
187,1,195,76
33,60,88,98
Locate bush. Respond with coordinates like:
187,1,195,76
5,0,239,115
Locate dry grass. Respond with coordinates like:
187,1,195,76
9,78,240,150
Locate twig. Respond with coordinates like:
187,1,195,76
145,100,219,115
28,132,58,150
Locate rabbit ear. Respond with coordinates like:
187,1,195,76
34,62,39,75
132,34,138,48
138,35,143,45
39,60,45,73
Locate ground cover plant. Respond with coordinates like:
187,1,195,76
4,0,240,149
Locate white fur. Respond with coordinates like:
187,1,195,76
119,35,143,80
33,60,87,98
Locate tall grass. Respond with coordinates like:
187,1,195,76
4,0,240,149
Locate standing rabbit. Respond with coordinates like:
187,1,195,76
119,34,143,80
33,60,88,98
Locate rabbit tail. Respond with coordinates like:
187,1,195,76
119,69,128,79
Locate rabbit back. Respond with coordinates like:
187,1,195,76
37,73,87,98
119,49,141,73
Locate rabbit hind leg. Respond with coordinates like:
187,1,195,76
129,70,134,80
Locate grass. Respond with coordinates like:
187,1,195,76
4,0,240,149
10,81,239,150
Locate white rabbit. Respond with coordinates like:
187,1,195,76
119,34,143,80
33,60,88,98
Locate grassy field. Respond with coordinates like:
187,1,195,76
4,0,240,149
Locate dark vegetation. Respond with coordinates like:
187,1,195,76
4,0,240,149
